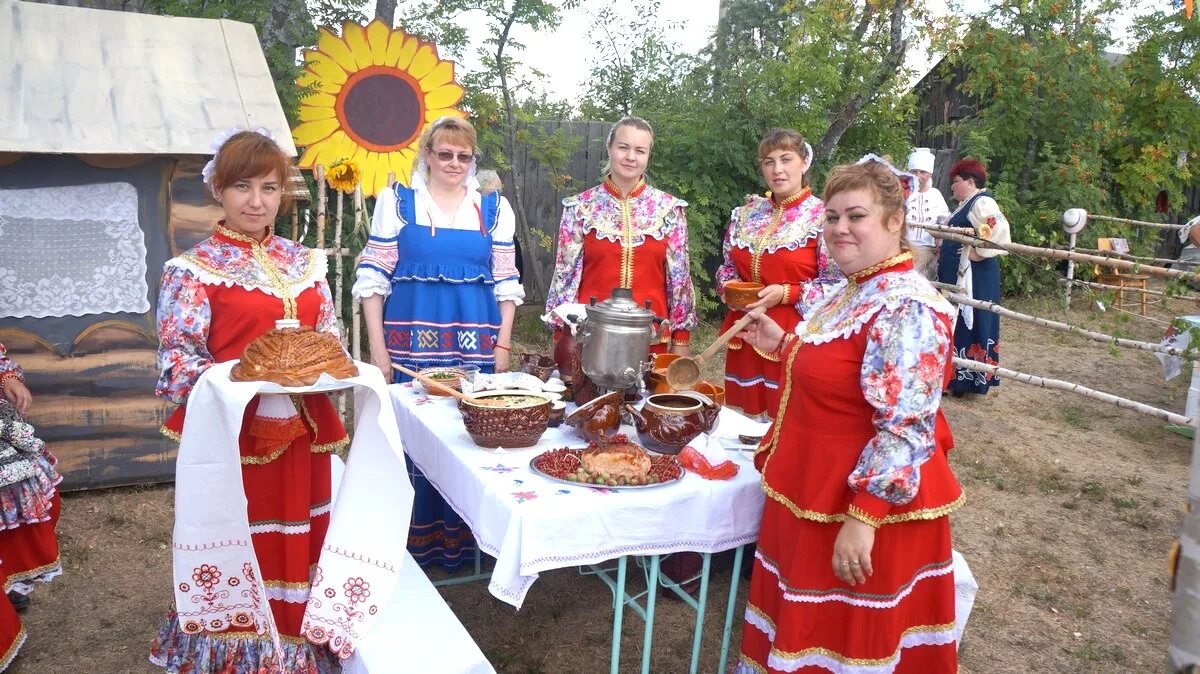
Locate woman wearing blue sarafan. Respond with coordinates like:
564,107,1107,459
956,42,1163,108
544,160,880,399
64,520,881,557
354,116,524,571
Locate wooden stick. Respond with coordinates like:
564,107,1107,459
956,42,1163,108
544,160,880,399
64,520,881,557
926,225,1199,280
333,189,345,346
1088,212,1186,231
945,292,1186,357
392,363,482,404
908,222,974,235
351,186,364,362
315,164,327,249
388,171,396,187
931,281,966,294
666,306,765,390
1060,278,1200,302
291,204,299,240
1057,245,1200,268
953,358,1191,425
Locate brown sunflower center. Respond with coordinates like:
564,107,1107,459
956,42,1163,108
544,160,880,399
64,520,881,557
336,67,425,153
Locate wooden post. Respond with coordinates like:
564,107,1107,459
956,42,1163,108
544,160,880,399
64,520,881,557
315,164,327,250
291,203,300,241
1065,231,1076,312
333,189,345,342
1087,212,1186,231
352,186,364,362
388,171,396,187
1169,360,1200,672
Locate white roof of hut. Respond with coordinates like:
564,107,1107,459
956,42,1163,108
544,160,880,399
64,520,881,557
0,0,297,155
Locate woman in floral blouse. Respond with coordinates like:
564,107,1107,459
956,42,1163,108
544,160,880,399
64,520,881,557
735,159,962,673
716,128,835,420
151,130,345,673
543,116,697,356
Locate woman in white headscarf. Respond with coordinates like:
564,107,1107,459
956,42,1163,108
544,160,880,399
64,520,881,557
353,116,524,571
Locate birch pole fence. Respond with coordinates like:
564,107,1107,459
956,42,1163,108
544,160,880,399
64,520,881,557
1170,361,1200,674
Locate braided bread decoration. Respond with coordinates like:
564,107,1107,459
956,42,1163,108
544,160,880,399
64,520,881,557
231,328,358,386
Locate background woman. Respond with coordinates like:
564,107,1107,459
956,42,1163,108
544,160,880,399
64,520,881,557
937,158,1010,397
735,159,962,673
544,116,697,358
0,345,61,612
716,129,833,420
354,117,523,571
152,130,345,672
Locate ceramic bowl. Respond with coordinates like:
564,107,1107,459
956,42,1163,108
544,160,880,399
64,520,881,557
520,353,558,381
695,381,726,407
563,390,623,443
724,281,765,311
548,400,567,427
458,390,552,448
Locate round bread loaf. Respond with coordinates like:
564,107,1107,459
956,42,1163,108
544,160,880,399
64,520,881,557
231,328,357,386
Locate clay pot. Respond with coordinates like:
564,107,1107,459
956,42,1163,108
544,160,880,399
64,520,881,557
459,390,551,448
626,392,720,455
548,400,567,428
694,381,726,407
724,281,765,311
647,368,674,394
563,390,623,443
520,352,557,381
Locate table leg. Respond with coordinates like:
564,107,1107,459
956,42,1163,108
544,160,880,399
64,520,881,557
688,552,713,674
641,554,660,674
610,555,627,674
718,545,746,674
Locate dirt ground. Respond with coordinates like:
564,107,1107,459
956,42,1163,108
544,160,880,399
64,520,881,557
7,291,1196,673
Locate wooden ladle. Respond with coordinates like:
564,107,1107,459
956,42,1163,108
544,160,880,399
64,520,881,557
392,363,484,405
667,306,767,391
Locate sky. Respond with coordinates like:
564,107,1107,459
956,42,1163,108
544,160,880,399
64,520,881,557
408,0,1172,104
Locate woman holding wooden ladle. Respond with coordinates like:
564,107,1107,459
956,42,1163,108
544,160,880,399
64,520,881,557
714,129,836,420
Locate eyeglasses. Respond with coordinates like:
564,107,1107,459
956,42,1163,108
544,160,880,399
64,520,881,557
433,150,475,164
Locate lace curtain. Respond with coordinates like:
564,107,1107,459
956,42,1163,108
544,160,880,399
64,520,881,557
0,182,150,318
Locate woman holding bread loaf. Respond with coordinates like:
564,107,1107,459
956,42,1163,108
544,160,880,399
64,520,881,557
151,130,346,672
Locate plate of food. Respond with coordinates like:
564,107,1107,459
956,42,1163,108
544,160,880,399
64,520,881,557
529,435,684,490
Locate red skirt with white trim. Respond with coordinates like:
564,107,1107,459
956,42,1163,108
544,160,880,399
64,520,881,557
738,500,958,674
0,561,24,672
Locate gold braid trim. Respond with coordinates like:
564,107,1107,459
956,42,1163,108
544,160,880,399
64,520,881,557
263,579,311,590
205,630,310,645
294,395,349,453
5,558,60,587
847,505,884,528
312,435,350,454
770,622,958,666
846,251,913,284
763,492,966,527
619,197,634,289
738,656,768,674
241,444,291,466
0,627,25,670
161,425,183,443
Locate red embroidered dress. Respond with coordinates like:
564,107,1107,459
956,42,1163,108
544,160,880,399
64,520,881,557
716,190,831,419
545,177,697,350
151,225,347,673
739,255,963,674
0,560,23,672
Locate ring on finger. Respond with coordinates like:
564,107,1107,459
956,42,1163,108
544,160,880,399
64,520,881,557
849,561,861,566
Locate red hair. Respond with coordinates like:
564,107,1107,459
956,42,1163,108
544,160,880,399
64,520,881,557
211,131,293,211
949,158,987,188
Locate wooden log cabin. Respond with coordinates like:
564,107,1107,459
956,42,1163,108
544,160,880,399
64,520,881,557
0,1,297,489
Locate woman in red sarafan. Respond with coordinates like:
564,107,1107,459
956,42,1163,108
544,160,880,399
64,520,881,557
715,129,837,421
734,159,962,673
150,131,347,673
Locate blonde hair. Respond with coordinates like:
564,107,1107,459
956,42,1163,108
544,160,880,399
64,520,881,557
822,162,910,249
411,117,477,178
757,128,809,162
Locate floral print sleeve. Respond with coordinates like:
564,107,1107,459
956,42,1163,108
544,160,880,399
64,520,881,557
543,198,585,329
315,279,341,341
847,299,951,517
796,237,843,318
664,204,698,340
715,206,742,296
155,264,215,404
967,195,1011,259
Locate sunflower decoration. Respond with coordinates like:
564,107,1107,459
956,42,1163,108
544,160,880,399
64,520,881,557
293,20,466,197
326,159,361,193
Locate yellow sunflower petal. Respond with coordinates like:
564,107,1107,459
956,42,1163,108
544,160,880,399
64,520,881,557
293,118,342,147
297,102,337,123
305,132,354,171
391,33,420,68
422,83,464,110
298,138,333,167
297,69,338,96
393,150,415,185
342,22,374,70
356,153,376,197
299,92,338,109
316,27,359,73
305,54,348,87
407,44,438,79
419,61,456,91
366,20,392,65
426,108,468,123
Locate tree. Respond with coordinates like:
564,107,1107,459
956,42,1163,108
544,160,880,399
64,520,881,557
375,0,398,26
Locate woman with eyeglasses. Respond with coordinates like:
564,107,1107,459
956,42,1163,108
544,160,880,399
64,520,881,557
715,128,836,421
544,116,697,365
937,158,1010,397
354,116,524,571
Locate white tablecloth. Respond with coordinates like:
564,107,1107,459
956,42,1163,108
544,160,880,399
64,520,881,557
390,384,766,609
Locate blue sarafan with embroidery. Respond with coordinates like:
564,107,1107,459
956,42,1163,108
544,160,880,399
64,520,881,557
353,183,525,379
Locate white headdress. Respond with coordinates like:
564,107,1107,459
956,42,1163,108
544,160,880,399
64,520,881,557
201,127,285,198
907,147,936,174
410,117,480,193
857,153,917,196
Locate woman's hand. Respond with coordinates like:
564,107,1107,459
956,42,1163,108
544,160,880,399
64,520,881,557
735,311,786,353
494,347,511,373
2,377,32,417
746,284,787,311
371,346,393,384
832,518,876,586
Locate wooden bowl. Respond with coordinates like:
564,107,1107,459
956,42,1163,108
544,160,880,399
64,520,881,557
458,390,552,448
416,366,469,396
724,281,765,311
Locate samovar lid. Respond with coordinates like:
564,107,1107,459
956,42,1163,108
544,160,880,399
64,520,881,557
586,288,655,327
